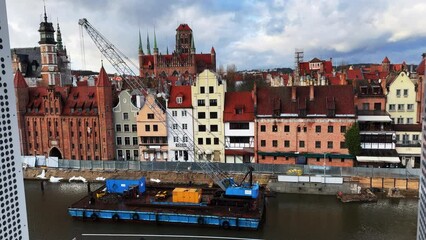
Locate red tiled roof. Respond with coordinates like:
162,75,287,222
363,72,381,80
168,85,192,108
328,76,341,85
417,59,425,75
382,56,390,63
14,69,28,88
323,60,333,74
97,66,111,87
176,24,192,31
224,92,254,122
195,54,212,65
256,85,355,116
346,69,363,80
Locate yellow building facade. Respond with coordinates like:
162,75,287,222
387,71,418,124
192,69,226,162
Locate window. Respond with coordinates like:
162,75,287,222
403,89,408,97
176,97,183,104
407,104,414,111
397,118,403,124
230,123,249,129
198,112,206,119
340,141,347,149
116,137,122,145
199,125,206,132
297,126,301,132
134,150,139,159
214,138,219,145
206,138,211,145
272,125,278,132
327,141,333,149
340,126,346,133
210,125,218,132
374,103,381,110
284,140,290,147
148,113,155,119
261,140,266,147
407,118,413,124
209,86,214,93
183,136,188,142
230,137,250,143
284,125,290,132
182,124,187,130
209,99,217,106
315,126,321,133
172,124,178,130
299,141,305,148
272,140,278,147
198,99,205,106
118,150,123,159
362,103,369,110
328,126,333,133
153,125,158,131
235,108,243,114
200,87,205,93
124,137,130,145
172,111,177,117
145,125,150,131
315,141,321,148
173,136,179,142
389,104,396,111
198,138,203,145
182,110,187,116
210,112,218,119
124,124,130,132
123,112,129,120
413,135,419,141
303,127,307,132
133,137,138,145
398,104,404,111
396,89,401,97
260,125,266,132
132,124,137,132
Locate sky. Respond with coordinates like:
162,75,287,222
5,0,426,74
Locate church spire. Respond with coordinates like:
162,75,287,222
146,32,151,55
43,0,48,22
154,28,158,50
191,34,195,52
56,22,63,51
138,29,144,54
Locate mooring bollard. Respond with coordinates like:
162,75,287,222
87,182,91,193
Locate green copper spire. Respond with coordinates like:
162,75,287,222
191,34,195,50
146,32,151,55
154,28,158,50
138,29,143,54
56,22,63,51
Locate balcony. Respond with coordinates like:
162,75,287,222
395,140,421,148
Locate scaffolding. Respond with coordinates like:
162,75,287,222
294,48,304,85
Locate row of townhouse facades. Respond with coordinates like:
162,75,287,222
15,65,425,168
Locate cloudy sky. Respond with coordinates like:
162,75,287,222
5,0,426,74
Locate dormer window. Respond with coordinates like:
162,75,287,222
360,86,368,94
235,108,243,114
176,97,183,104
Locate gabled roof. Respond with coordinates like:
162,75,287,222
176,24,192,31
416,59,425,75
14,69,28,88
256,85,355,116
168,85,192,108
224,92,254,122
382,56,390,63
346,69,363,80
96,66,111,87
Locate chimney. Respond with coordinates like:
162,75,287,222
291,86,296,102
309,84,314,101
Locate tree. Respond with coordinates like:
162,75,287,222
226,64,237,92
344,123,361,156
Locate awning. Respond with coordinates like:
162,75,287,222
225,149,254,156
356,156,400,163
357,115,392,122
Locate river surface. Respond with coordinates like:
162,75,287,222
25,180,418,240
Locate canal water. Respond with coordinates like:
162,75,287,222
25,180,418,240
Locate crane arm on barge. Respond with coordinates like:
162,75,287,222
78,18,259,199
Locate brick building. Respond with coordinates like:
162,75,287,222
254,85,356,167
138,24,216,79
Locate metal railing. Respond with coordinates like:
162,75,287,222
37,159,421,179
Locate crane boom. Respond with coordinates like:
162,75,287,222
78,18,258,198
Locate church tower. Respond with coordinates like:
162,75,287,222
38,6,60,86
14,70,29,155
175,23,192,54
138,30,144,77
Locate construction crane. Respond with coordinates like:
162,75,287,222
78,18,259,199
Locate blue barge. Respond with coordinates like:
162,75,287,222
68,178,265,230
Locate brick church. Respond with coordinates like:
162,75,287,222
138,24,216,80
14,10,116,160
